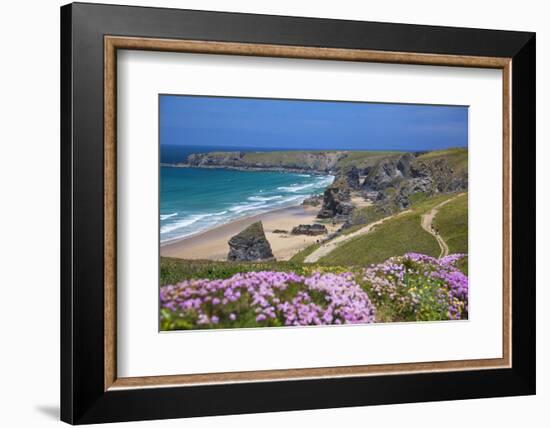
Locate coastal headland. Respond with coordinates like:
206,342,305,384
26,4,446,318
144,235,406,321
160,147,468,263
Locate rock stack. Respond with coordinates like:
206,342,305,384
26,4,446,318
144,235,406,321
227,221,275,262
317,181,353,222
291,224,328,236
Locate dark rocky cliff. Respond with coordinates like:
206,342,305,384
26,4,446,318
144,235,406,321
317,149,468,223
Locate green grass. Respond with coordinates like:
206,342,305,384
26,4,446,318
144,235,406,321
285,192,469,268
160,257,350,286
241,151,329,164
433,193,468,254
415,147,468,173
205,150,403,170
162,258,297,285
317,194,459,266
335,151,402,170
433,193,468,273
318,212,440,266
344,205,386,234
408,192,430,205
288,242,321,263
289,205,387,263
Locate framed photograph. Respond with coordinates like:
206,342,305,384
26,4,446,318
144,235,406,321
61,2,535,424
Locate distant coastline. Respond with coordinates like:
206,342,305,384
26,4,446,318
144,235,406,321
160,162,332,175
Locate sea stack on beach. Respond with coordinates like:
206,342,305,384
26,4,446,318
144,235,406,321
291,224,327,236
227,221,275,262
317,180,354,222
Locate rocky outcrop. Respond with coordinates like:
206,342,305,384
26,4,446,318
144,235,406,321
291,224,327,236
187,152,245,167
410,159,467,193
358,153,467,211
227,222,275,262
362,153,415,191
317,181,352,222
340,166,362,189
302,194,323,207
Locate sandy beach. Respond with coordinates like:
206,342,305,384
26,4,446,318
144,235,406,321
161,204,339,261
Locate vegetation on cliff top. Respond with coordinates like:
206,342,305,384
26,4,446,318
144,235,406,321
160,252,469,330
291,192,468,270
183,147,467,175
432,193,468,273
416,147,468,172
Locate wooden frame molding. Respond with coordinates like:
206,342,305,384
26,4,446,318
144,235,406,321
104,35,512,391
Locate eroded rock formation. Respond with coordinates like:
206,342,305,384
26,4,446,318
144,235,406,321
227,222,275,262
291,224,328,236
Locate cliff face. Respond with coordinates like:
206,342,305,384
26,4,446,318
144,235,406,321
317,149,468,222
317,184,353,221
186,151,347,173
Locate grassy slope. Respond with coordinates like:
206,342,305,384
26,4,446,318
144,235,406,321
161,257,352,286
335,151,402,170
160,258,295,285
416,147,468,173
433,193,468,254
288,242,321,263
317,194,456,266
432,193,468,273
240,151,333,164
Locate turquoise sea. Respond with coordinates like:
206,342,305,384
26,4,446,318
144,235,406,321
160,145,334,243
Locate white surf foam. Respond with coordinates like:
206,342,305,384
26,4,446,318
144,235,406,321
160,211,228,234
248,195,283,202
160,213,177,220
277,182,317,192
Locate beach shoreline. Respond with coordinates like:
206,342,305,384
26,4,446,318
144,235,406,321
160,203,338,261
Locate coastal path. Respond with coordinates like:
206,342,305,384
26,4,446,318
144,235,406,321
304,209,412,263
419,193,465,258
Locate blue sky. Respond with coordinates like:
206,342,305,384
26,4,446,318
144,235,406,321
160,95,468,151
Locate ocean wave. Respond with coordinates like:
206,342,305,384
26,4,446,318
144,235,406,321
161,215,207,234
275,195,306,205
277,182,317,192
228,201,266,213
160,212,177,220
160,173,335,242
228,194,306,216
317,175,335,184
160,211,228,234
277,175,334,193
248,195,283,202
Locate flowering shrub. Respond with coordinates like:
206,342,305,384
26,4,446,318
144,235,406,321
160,271,376,330
361,253,468,322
